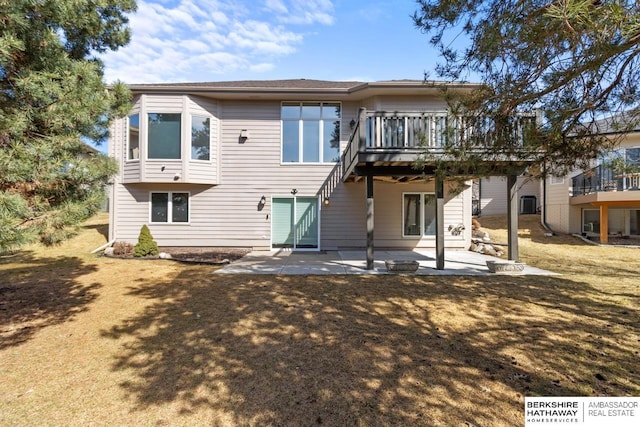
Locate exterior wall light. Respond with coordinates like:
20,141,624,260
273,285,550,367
239,129,250,143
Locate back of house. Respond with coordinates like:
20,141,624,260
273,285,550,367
108,79,531,252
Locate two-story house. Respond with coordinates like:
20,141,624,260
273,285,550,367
543,122,640,243
108,79,534,269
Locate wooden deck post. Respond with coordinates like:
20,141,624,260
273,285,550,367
435,176,445,270
507,175,519,261
366,174,374,270
599,204,609,244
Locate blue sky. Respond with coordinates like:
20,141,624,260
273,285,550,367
100,0,444,84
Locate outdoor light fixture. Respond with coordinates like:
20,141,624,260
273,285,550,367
323,197,330,205
291,189,298,195
349,119,356,129
239,129,249,143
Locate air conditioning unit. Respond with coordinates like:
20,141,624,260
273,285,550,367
520,196,537,214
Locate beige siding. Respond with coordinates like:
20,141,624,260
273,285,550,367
111,97,473,249
144,94,184,113
113,100,334,247
480,176,540,216
544,175,572,233
321,180,468,249
143,160,183,182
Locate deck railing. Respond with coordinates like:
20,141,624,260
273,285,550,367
341,108,537,178
571,165,640,195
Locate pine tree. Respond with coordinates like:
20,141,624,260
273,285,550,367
134,225,159,257
413,0,640,177
0,0,137,254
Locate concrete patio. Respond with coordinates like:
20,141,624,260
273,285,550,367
214,249,557,275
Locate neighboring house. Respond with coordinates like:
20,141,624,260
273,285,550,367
108,79,534,268
543,124,640,243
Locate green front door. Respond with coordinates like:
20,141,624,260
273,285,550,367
272,197,319,250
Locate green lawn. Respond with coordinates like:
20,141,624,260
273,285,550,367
0,213,638,426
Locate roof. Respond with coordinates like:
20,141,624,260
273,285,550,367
125,79,482,100
129,79,364,89
584,110,640,135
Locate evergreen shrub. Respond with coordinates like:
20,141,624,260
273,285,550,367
134,225,159,257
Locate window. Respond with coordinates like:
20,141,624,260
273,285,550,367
148,113,181,159
550,176,564,185
625,147,640,167
128,114,140,160
191,115,210,161
150,192,189,223
403,193,436,237
282,102,341,163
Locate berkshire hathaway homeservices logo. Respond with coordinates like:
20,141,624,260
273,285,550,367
525,397,639,426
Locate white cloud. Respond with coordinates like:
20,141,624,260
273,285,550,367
264,0,288,15
101,0,335,83
227,20,302,55
266,0,334,25
250,62,276,73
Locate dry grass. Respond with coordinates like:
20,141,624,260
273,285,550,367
0,213,638,426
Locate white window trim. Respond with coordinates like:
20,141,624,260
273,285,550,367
126,113,140,162
280,101,342,165
189,113,212,163
402,192,437,239
149,191,191,224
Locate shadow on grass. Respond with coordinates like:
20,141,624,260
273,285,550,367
101,273,639,426
82,222,109,241
0,251,100,349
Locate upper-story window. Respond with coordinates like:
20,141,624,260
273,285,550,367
148,113,182,159
628,147,640,166
191,115,210,161
127,114,140,160
281,102,341,163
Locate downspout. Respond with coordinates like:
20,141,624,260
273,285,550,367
540,162,555,235
91,239,115,254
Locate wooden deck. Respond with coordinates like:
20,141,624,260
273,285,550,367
341,109,538,182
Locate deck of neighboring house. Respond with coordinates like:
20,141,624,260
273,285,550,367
570,164,640,242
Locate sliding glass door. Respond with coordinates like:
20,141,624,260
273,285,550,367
272,197,319,250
